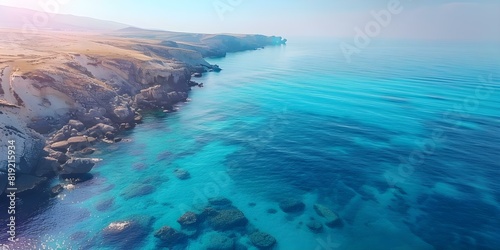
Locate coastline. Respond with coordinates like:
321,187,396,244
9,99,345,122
0,29,286,197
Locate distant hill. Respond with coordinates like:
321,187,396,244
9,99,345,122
110,27,287,57
0,5,287,50
0,5,130,31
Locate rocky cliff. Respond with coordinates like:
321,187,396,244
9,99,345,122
0,28,286,195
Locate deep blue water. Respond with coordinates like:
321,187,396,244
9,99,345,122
2,39,500,249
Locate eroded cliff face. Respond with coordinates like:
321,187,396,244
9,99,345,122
0,107,52,193
0,29,286,194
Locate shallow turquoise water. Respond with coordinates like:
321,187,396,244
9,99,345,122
2,39,500,249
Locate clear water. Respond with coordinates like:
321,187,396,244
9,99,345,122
2,39,500,249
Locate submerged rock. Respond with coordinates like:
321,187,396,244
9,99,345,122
177,211,200,228
208,209,248,231
157,150,173,161
249,231,277,249
96,198,115,211
174,168,191,180
70,231,88,242
121,184,156,200
206,233,235,250
267,208,278,214
132,162,147,170
154,226,188,248
279,199,305,213
102,215,154,249
306,220,324,233
201,206,219,219
208,197,233,207
313,204,341,227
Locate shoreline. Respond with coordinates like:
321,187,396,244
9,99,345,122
0,29,287,197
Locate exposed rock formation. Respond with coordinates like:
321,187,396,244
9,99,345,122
135,84,188,109
50,184,64,197
60,158,98,175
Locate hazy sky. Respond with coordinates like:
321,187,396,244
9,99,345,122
1,0,499,40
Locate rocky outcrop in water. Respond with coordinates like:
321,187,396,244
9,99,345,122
60,158,98,175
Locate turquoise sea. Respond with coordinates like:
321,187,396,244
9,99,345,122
2,39,500,249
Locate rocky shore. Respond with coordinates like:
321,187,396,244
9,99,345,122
0,28,286,195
